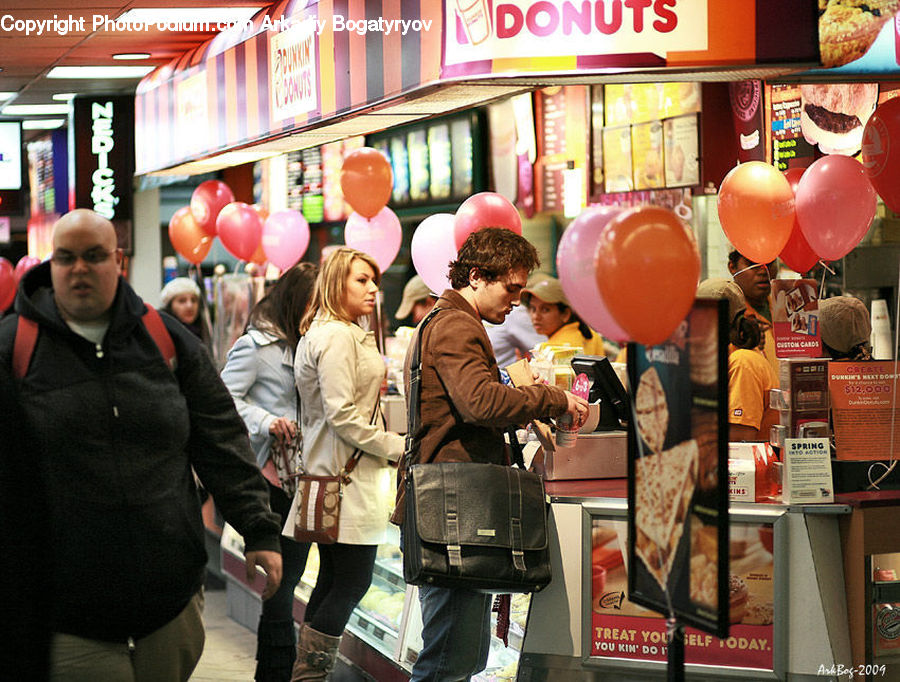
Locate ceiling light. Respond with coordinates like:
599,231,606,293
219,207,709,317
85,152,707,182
0,92,16,101
47,66,155,79
23,119,66,130
52,93,76,101
113,53,151,60
3,104,71,115
118,7,261,27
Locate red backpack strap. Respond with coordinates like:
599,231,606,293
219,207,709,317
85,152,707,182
12,316,39,380
142,304,177,371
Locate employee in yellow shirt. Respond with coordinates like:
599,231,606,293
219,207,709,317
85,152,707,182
521,277,605,356
728,250,778,375
697,278,778,442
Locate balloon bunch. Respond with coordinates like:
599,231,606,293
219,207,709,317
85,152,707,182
717,155,877,274
341,148,401,271
410,192,523,295
169,179,310,271
557,206,700,346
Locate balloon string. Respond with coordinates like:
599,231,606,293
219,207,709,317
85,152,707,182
730,262,772,278
867,254,900,489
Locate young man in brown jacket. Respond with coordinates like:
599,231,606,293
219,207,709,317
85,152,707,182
396,227,587,681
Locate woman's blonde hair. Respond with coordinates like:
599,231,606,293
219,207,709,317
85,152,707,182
299,247,381,334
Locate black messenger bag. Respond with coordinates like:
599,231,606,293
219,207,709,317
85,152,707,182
400,308,552,594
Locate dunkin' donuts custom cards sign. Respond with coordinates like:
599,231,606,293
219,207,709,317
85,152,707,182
771,279,823,358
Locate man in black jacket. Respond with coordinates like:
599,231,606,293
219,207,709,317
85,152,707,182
0,209,283,681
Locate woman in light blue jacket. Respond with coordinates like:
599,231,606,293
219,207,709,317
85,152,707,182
221,262,317,682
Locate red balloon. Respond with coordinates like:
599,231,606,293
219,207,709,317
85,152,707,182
862,97,900,213
0,258,15,311
340,148,393,218
796,155,877,261
717,162,794,264
778,168,820,273
169,206,213,265
190,180,235,236
595,207,700,346
217,202,263,262
14,256,41,283
453,192,522,249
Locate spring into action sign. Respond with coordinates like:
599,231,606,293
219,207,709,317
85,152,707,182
829,361,900,461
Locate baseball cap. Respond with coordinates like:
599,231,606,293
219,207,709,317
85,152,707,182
819,296,871,353
696,278,747,321
395,275,435,320
520,277,568,308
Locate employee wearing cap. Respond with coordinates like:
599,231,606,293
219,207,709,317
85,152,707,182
819,296,873,361
395,275,437,325
521,277,605,356
697,278,778,442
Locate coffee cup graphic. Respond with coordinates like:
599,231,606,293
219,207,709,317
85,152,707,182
456,0,492,45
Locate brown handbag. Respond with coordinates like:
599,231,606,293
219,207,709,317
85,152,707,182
291,402,379,544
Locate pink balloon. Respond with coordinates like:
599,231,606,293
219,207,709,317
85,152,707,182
191,180,235,236
556,207,629,343
454,192,522,248
14,255,41,284
796,155,877,261
0,258,15,311
411,213,457,295
262,210,310,271
344,207,402,273
216,202,263,262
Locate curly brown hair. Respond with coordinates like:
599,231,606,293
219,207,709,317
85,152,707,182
448,227,539,289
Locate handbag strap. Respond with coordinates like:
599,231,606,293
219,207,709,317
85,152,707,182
340,393,382,481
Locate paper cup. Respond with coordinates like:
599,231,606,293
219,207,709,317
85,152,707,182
579,403,601,433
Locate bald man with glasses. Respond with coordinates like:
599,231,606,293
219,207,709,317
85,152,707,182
0,209,283,681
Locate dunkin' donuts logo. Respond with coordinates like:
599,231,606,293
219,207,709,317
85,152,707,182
876,605,900,640
862,114,889,178
730,81,761,122
445,0,708,65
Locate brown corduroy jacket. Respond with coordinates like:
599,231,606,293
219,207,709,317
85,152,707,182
391,289,567,524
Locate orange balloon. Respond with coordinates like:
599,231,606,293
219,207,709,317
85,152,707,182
595,207,700,346
717,162,794,264
340,147,393,218
169,206,213,264
250,240,267,266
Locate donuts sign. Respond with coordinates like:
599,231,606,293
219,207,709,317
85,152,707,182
445,0,708,66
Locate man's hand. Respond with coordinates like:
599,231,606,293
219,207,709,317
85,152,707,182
268,417,297,442
245,550,283,600
563,391,589,428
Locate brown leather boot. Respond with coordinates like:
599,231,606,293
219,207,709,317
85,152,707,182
290,623,342,681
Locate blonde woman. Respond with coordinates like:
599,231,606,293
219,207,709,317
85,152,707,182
289,247,404,681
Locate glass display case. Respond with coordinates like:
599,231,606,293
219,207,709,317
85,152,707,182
221,523,526,680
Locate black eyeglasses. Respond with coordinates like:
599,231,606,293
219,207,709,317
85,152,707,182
51,248,115,266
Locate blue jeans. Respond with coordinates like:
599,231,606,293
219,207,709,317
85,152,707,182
411,585,492,682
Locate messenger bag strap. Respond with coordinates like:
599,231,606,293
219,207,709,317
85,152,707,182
444,466,463,569
403,307,443,473
509,467,527,572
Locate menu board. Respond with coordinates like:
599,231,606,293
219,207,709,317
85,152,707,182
628,299,729,637
664,115,700,188
428,123,452,201
407,129,430,203
606,83,701,127
450,117,474,198
662,82,702,119
321,141,345,222
539,87,568,156
770,84,815,172
286,151,303,212
771,279,823,358
590,86,605,198
300,147,324,223
829,361,900,461
603,126,634,193
591,516,774,670
631,121,664,190
388,137,410,204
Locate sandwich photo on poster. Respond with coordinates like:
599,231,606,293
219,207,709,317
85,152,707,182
771,279,823,358
627,299,729,638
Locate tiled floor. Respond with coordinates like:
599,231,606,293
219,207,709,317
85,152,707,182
191,587,258,681
191,587,371,681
